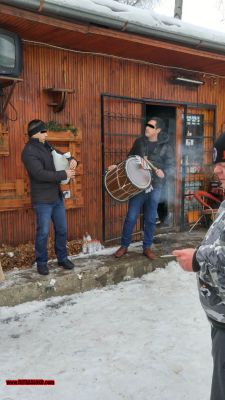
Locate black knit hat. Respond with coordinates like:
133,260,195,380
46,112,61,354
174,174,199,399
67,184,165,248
28,120,47,137
213,132,225,164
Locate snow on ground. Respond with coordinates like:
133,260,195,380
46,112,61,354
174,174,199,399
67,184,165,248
0,261,211,400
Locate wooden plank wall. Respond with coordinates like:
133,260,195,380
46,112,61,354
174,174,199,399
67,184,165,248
1,41,225,245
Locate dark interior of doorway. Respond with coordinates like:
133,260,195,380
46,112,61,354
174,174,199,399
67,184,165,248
145,104,176,227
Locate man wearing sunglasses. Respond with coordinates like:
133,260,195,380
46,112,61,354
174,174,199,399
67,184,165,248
109,117,174,259
21,119,78,275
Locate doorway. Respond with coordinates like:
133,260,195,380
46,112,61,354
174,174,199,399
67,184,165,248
145,104,176,228
101,95,216,242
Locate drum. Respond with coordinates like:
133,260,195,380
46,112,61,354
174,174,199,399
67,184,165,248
105,156,151,202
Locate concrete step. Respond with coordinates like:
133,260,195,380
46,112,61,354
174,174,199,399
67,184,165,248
0,230,205,306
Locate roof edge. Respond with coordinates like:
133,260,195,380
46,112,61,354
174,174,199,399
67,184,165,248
2,0,225,55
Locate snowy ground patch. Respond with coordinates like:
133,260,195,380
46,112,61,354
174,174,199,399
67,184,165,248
0,261,211,400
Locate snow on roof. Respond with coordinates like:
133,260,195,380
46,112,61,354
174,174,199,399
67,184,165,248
3,0,225,52
46,0,225,49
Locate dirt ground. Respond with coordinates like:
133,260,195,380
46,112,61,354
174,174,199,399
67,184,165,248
0,239,83,271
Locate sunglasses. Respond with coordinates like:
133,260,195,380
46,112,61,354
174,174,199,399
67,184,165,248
40,130,47,133
146,123,156,129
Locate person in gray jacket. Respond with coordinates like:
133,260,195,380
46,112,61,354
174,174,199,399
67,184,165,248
21,119,77,275
173,132,225,400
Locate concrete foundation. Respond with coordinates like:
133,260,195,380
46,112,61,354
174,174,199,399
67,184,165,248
0,230,205,306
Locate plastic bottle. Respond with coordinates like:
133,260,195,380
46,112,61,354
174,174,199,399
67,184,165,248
93,239,98,253
87,239,94,254
84,233,92,254
85,232,91,242
96,240,101,252
82,232,91,254
82,240,88,254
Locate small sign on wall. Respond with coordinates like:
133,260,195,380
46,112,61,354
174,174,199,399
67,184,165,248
186,138,194,146
63,190,71,199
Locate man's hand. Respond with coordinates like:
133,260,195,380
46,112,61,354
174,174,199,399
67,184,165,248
172,248,196,272
140,158,151,170
66,169,76,179
108,165,117,171
69,159,78,169
155,168,165,178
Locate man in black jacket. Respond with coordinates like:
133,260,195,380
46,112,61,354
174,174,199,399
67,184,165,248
109,117,174,259
21,119,77,275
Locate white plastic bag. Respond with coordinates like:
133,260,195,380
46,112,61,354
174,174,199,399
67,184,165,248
52,150,71,184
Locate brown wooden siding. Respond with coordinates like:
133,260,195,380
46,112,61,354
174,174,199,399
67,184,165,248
1,41,225,245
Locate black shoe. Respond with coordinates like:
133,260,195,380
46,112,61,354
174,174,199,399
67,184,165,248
58,258,75,269
37,264,49,275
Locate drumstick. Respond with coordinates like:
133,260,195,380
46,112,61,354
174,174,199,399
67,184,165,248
143,156,158,172
160,254,174,258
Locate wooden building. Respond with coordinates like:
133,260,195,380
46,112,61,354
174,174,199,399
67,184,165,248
1,1,225,245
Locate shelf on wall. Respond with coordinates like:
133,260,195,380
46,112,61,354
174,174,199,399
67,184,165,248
0,76,23,119
43,87,75,113
0,75,23,88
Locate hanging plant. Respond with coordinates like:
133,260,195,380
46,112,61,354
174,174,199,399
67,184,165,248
46,121,78,136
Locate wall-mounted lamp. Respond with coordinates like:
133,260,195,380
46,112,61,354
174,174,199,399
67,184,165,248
171,76,204,86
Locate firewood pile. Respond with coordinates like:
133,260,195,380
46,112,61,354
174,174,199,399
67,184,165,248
0,239,83,271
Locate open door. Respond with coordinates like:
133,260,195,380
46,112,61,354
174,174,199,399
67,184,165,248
101,94,145,242
145,104,176,229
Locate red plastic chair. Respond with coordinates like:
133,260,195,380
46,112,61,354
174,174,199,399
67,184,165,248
189,190,221,232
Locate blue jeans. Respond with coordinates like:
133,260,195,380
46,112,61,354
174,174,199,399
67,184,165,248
33,198,67,265
121,188,162,249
